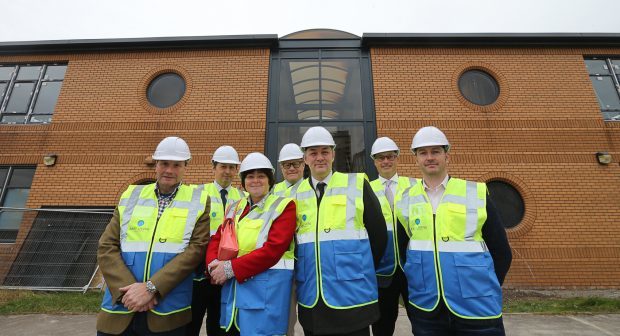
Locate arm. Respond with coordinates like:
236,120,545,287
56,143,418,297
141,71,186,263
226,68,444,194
362,180,388,266
149,200,211,297
482,196,512,285
230,200,296,283
97,208,137,303
206,224,222,266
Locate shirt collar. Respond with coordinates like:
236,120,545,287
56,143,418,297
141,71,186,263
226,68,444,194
214,181,231,192
378,173,399,185
311,171,333,189
422,174,449,191
155,182,181,198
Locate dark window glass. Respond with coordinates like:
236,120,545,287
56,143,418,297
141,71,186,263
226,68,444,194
458,70,500,106
1,115,27,124
6,82,35,113
0,83,7,101
146,73,186,108
0,66,15,81
0,189,30,231
487,181,524,229
0,167,35,243
16,66,42,81
9,168,36,188
33,81,62,114
278,59,363,121
603,111,620,120
590,76,620,110
44,65,67,80
277,124,366,175
0,168,7,190
585,59,610,75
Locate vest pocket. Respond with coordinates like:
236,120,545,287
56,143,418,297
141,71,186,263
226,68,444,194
236,272,268,309
335,251,364,280
122,252,135,266
454,253,493,298
405,250,426,292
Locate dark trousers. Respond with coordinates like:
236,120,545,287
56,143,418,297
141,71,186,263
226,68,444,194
372,269,412,336
186,279,212,336
97,312,186,336
410,311,505,336
302,327,370,336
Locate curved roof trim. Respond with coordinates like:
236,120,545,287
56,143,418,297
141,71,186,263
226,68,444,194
282,29,359,40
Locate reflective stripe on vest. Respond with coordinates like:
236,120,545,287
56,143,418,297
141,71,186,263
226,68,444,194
201,183,243,235
219,194,294,333
101,183,207,316
294,172,377,309
396,177,502,319
370,176,416,276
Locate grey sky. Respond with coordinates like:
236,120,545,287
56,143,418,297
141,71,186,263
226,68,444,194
2,0,620,42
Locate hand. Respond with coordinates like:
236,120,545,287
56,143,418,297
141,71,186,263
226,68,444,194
119,282,156,312
209,261,228,285
133,297,158,312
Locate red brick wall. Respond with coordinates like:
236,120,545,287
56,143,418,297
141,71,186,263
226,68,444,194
0,48,271,277
370,47,620,288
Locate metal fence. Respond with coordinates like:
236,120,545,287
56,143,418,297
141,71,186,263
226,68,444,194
0,207,113,292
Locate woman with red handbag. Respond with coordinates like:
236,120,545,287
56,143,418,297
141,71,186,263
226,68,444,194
206,152,296,336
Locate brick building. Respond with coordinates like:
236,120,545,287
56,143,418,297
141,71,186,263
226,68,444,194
0,30,618,289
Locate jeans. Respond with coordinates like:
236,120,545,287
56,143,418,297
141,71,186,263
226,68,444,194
411,313,505,336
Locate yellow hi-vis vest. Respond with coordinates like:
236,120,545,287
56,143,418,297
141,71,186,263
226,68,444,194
294,172,378,309
370,176,416,277
219,194,294,334
273,179,303,197
200,183,244,235
100,183,207,315
395,177,502,319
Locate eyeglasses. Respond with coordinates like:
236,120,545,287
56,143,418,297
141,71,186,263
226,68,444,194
282,161,303,169
374,154,397,162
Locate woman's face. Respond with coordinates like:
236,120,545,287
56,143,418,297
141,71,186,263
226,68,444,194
244,170,270,202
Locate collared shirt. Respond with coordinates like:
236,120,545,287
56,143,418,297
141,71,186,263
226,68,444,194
214,181,233,194
154,183,181,219
378,173,399,198
422,174,449,214
311,171,333,198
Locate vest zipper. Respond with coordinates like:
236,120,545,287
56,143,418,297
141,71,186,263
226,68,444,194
144,211,162,281
315,191,323,303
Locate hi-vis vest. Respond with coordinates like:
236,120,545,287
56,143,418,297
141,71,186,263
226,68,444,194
370,176,416,277
294,172,378,309
101,183,207,316
220,194,295,335
395,178,502,319
272,179,303,198
201,183,244,235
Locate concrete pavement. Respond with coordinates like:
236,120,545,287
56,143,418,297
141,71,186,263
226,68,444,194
0,310,618,335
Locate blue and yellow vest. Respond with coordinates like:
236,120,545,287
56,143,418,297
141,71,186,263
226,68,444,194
395,177,502,319
370,176,416,278
220,194,295,335
101,183,207,315
272,179,303,198
294,172,378,309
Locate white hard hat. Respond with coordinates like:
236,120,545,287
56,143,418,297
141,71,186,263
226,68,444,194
300,126,336,149
278,143,304,162
411,126,450,153
212,145,241,165
370,137,400,159
239,152,275,174
152,136,191,161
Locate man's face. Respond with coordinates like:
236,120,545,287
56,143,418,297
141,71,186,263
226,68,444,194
373,151,399,179
213,163,238,188
414,146,449,178
280,159,305,184
304,146,334,180
155,160,186,190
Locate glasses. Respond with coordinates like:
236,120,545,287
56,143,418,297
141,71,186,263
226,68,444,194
282,161,303,169
374,154,397,162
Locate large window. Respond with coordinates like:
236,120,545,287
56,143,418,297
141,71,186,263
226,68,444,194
0,167,36,243
0,64,67,124
585,57,620,121
266,33,377,179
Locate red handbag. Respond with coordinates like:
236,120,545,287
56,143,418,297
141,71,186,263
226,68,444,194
218,203,240,260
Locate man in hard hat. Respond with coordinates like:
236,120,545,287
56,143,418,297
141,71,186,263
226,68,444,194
368,137,416,336
294,126,387,336
188,145,244,336
97,136,210,336
395,126,512,336
273,143,305,197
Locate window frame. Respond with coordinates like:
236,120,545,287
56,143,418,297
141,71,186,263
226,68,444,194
266,41,378,179
0,63,67,125
0,166,36,243
585,57,620,121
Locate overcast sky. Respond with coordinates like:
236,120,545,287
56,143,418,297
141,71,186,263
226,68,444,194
2,0,620,42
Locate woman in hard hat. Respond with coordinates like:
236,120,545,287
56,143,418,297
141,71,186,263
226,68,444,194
206,152,297,336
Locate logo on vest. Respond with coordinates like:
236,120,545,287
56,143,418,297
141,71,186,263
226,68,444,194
137,220,145,227
415,218,421,225
212,212,217,218
130,219,149,232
